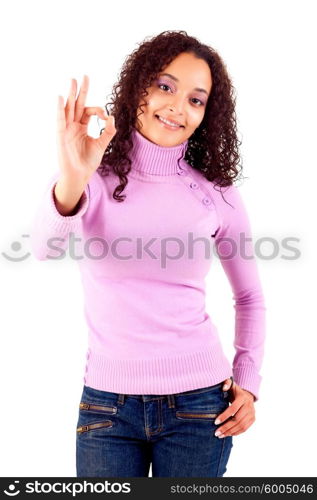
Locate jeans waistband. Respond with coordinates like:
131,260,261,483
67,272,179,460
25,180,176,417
115,376,233,409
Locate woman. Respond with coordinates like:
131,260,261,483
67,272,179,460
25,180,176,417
30,30,266,477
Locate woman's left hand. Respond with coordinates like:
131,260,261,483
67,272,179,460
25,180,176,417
214,378,256,438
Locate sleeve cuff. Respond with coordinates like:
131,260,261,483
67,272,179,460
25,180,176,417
52,182,89,216
232,364,262,402
47,180,90,233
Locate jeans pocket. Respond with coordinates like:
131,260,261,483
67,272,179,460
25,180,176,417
79,401,117,414
175,387,229,423
77,421,113,434
175,411,220,421
76,399,117,435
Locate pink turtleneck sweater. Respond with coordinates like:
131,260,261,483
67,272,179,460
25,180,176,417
30,128,266,401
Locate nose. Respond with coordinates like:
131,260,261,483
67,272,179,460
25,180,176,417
168,93,186,115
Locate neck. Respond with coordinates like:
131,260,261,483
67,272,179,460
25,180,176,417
129,128,188,176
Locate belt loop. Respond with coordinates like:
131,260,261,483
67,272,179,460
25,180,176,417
117,393,125,405
167,394,175,408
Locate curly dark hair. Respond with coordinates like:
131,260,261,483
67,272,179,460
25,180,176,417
98,30,244,202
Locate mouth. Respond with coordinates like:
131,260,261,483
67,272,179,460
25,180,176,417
155,115,185,129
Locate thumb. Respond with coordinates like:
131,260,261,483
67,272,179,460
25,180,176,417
97,114,116,150
222,378,233,391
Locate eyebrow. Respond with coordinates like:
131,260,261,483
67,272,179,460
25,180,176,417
159,72,210,96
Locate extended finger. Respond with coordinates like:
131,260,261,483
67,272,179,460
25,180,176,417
230,418,255,436
215,406,250,436
65,78,77,126
216,414,254,437
74,74,89,122
57,95,66,134
214,399,242,426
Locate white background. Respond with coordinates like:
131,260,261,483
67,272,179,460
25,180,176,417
0,0,316,477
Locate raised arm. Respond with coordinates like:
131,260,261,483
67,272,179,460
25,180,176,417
30,74,116,261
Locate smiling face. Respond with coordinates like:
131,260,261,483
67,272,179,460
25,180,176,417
135,51,213,147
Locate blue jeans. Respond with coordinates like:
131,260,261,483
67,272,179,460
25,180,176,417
76,379,234,477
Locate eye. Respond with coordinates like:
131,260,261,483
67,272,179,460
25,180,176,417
157,82,205,107
191,97,205,107
158,83,172,92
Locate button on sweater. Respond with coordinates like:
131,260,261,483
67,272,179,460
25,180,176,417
30,128,266,401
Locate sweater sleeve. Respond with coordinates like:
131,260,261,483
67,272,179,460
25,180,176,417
30,171,90,261
212,183,266,402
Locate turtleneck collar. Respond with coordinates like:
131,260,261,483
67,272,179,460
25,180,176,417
128,127,188,176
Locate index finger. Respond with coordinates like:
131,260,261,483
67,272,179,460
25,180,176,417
57,95,66,134
215,401,241,426
74,74,89,122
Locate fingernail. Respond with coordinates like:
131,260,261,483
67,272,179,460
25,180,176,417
223,385,228,390
214,430,221,436
215,418,220,425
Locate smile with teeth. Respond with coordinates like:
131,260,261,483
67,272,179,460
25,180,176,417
156,115,183,128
